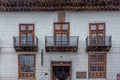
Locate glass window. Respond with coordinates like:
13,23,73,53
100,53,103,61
89,54,106,78
98,55,104,62
98,65,104,71
19,24,34,46
62,34,67,44
54,23,69,45
91,25,96,30
92,34,96,39
28,33,33,45
21,34,26,45
20,55,34,72
98,24,104,30
90,55,96,62
90,64,97,71
19,54,35,78
91,34,97,45
56,34,61,45
20,25,26,30
55,24,61,30
28,25,34,30
89,23,105,47
62,24,68,30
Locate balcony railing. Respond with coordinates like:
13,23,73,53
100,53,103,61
13,36,38,52
45,36,79,52
86,36,112,51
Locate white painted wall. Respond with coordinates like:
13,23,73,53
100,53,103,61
0,11,120,80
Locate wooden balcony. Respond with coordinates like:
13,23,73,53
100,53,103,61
86,36,112,52
45,36,79,52
13,36,38,52
0,0,120,12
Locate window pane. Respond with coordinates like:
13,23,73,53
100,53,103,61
28,33,33,45
98,65,104,71
91,34,97,45
98,33,103,38
62,34,67,44
21,34,26,44
98,55,104,62
90,64,97,71
89,54,106,78
55,24,60,30
28,25,33,30
92,34,96,39
20,25,26,30
20,55,34,72
91,25,96,30
98,24,104,30
56,34,61,45
98,34,104,45
90,55,96,62
62,24,68,30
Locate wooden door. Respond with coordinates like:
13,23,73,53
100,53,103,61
54,23,69,45
51,61,72,80
19,24,34,46
89,23,105,46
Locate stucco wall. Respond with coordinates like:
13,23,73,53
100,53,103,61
0,11,120,80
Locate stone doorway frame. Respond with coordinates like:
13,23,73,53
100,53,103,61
51,61,72,80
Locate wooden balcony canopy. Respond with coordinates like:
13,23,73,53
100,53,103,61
0,0,120,12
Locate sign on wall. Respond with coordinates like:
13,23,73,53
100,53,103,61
76,72,86,78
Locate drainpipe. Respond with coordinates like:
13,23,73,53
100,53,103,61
41,49,44,80
41,49,43,67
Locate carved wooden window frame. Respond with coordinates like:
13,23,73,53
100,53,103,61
54,22,70,45
18,54,36,78
88,53,106,78
19,24,34,46
89,23,105,46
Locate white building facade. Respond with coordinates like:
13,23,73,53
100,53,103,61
0,1,120,80
0,11,120,80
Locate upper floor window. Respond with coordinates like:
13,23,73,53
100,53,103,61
18,54,36,78
19,24,34,46
89,23,105,46
54,22,70,45
45,22,78,52
88,53,106,78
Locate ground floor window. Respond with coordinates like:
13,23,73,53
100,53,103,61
88,53,106,78
18,54,36,78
